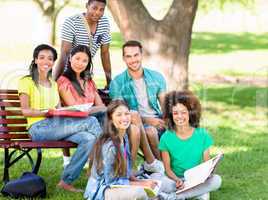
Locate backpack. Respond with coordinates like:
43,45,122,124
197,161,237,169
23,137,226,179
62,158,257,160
1,172,46,199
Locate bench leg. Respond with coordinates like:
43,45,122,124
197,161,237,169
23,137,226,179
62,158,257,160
2,148,42,182
3,148,10,183
32,148,42,174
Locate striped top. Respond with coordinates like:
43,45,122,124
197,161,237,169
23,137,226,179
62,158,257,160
61,13,111,57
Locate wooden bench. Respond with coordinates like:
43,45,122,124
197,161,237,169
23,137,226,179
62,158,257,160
0,89,110,183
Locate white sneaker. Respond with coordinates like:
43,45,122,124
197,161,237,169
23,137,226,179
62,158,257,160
143,159,165,174
195,193,210,200
63,156,71,168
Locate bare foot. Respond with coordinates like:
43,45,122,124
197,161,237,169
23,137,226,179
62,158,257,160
57,180,83,193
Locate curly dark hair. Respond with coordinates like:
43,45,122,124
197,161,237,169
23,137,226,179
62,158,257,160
163,90,201,130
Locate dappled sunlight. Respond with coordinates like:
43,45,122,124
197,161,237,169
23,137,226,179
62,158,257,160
191,32,268,54
211,146,249,155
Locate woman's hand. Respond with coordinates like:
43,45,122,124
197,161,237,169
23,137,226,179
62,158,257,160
140,179,158,189
175,178,184,189
130,179,158,189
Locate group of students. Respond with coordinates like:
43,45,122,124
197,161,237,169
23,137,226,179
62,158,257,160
17,0,222,199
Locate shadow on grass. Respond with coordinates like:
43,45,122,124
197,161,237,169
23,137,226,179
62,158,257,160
191,32,268,54
194,84,268,108
110,32,268,54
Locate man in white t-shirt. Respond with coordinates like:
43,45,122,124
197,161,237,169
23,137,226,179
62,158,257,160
110,40,167,173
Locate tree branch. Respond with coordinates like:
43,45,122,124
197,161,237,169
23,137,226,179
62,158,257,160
55,0,71,18
32,0,45,12
108,0,156,37
163,0,198,24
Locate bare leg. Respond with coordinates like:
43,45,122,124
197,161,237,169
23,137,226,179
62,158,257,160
131,111,154,164
145,126,161,160
128,124,141,164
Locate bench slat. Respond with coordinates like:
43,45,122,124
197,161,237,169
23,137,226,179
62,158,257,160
0,89,18,94
19,141,77,148
0,126,27,132
0,118,27,124
0,141,77,148
0,101,21,107
0,95,20,100
0,110,23,116
0,133,30,139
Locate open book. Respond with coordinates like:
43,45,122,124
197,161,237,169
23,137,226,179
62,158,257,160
111,180,161,198
41,103,93,113
176,152,223,194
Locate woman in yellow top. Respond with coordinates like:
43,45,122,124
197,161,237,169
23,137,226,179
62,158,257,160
18,44,102,192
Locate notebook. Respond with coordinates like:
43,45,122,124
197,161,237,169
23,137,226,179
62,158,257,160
176,152,224,194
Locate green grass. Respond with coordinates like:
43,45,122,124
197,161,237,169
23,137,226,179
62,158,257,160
110,32,268,54
191,32,268,54
0,84,267,199
111,32,124,49
109,31,268,78
191,83,268,200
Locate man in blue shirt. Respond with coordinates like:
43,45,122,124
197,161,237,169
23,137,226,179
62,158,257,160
110,40,166,172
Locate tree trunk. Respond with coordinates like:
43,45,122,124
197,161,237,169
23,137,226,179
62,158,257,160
108,0,198,90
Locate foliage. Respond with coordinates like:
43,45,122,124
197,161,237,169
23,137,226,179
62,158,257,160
32,0,71,44
198,0,255,12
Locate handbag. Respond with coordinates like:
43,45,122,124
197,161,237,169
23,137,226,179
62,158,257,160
1,172,46,198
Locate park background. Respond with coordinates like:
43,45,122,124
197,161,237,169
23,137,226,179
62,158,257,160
0,0,267,199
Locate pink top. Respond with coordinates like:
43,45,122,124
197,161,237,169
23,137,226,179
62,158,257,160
57,76,97,106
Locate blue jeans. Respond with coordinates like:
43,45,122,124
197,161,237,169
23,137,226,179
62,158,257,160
29,116,102,184
90,111,106,127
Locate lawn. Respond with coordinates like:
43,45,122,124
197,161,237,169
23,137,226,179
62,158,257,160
0,83,267,199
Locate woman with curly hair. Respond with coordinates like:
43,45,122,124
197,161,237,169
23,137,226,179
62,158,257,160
157,90,222,200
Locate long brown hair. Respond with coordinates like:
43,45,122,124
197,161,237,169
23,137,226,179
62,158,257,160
63,45,93,97
91,100,129,176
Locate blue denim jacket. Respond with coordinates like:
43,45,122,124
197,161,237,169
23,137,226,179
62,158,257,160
84,134,132,200
109,68,167,116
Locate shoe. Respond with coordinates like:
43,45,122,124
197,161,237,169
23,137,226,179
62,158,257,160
143,159,165,174
57,180,83,193
158,192,179,200
195,193,210,200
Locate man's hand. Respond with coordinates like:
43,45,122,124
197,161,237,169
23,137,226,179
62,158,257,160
144,117,165,129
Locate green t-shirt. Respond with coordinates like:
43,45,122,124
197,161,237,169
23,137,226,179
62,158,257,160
159,128,213,177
